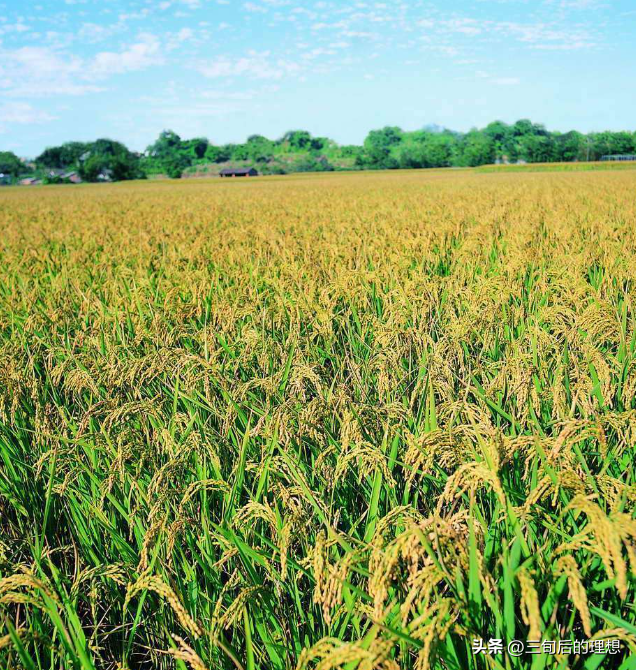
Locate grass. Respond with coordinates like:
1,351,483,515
1,169,636,669
475,160,636,173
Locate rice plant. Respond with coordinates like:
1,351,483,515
1,169,636,669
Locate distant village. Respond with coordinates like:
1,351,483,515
0,141,131,186
2,120,636,186
0,165,261,186
13,168,113,187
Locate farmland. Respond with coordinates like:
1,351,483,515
2,168,636,669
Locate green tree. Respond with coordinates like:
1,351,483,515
607,131,634,155
458,130,495,167
310,137,329,152
36,146,65,168
0,151,23,177
281,130,313,150
60,142,91,166
512,119,535,137
147,130,182,159
230,144,250,161
144,130,196,175
396,143,427,169
163,155,190,179
204,144,231,163
79,155,107,182
423,133,455,167
396,130,455,168
181,137,209,160
245,135,275,162
290,155,334,172
518,134,555,163
78,139,143,182
554,131,587,162
483,121,512,160
36,142,91,169
362,126,403,169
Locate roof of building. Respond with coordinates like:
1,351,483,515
97,168,113,181
219,167,258,175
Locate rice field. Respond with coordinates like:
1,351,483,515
2,168,636,670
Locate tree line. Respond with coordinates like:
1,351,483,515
0,139,145,184
1,119,635,183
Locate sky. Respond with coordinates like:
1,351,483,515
1,0,635,157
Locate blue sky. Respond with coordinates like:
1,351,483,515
1,0,635,157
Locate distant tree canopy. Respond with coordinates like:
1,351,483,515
139,127,343,176
358,126,403,169
144,130,204,178
10,120,636,182
78,139,144,182
32,138,144,182
0,151,23,177
353,121,636,169
36,142,91,169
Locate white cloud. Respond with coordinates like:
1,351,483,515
340,30,377,39
0,101,55,133
153,101,259,123
415,15,597,52
242,0,290,9
196,52,301,79
198,89,269,100
78,22,117,43
549,0,603,8
490,77,520,85
0,46,100,97
501,22,596,49
92,33,163,75
474,70,521,86
444,19,482,36
176,28,194,41
244,2,268,12
0,34,164,99
166,27,194,50
532,40,595,50
156,0,200,11
301,47,335,60
118,10,151,22
0,22,30,36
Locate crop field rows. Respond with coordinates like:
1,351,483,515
1,169,636,669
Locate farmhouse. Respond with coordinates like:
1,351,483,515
601,154,636,162
62,170,83,184
219,167,258,178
